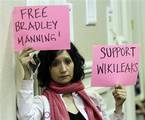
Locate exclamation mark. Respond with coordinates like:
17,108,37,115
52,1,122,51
58,31,60,37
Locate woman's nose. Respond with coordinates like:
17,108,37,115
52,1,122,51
59,63,67,72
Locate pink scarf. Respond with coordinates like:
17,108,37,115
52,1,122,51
42,81,102,120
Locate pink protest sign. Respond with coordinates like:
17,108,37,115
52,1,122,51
12,5,70,51
91,44,140,87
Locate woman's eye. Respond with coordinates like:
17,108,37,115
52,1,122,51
51,60,59,67
64,58,72,65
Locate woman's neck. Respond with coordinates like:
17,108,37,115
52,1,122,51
62,93,79,114
63,93,72,98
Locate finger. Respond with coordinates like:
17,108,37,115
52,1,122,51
112,88,126,95
113,90,126,98
136,102,145,109
114,85,125,93
136,110,143,114
115,89,126,94
115,85,124,89
113,91,126,95
113,94,126,100
20,56,33,65
114,93,126,99
20,47,33,54
19,47,36,56
20,49,36,58
30,58,36,65
113,90,126,97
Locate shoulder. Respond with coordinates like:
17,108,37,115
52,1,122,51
85,87,103,101
34,95,50,107
84,88,104,106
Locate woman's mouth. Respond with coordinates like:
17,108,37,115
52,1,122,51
59,75,69,79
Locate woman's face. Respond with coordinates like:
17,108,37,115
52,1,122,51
49,50,74,85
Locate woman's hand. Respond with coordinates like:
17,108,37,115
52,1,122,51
16,47,36,80
112,85,126,114
136,101,145,115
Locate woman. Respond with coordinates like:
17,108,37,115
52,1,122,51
17,43,126,120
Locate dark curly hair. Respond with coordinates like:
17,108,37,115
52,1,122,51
37,43,85,88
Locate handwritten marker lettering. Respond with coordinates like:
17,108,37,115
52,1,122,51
91,44,140,87
13,5,70,51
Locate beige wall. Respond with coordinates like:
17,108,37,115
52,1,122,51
0,1,25,120
68,0,109,61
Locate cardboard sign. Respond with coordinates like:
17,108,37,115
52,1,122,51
91,44,140,87
12,5,70,51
